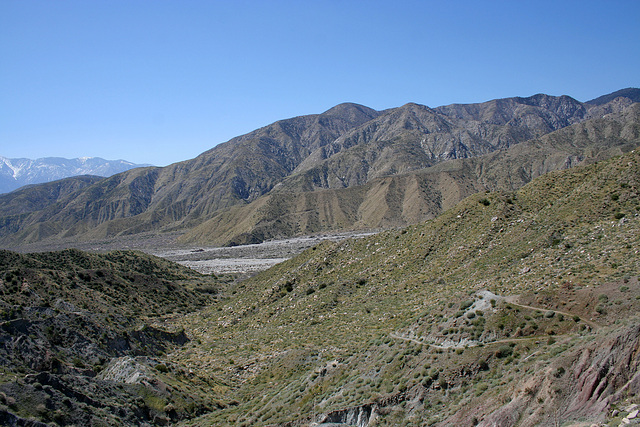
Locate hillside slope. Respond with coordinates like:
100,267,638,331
172,148,640,426
0,104,380,247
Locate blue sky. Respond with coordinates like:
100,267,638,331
1,1,639,166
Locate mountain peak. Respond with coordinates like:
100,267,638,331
321,102,379,118
586,87,640,105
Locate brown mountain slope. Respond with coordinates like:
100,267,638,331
0,104,379,247
179,103,640,246
0,175,103,217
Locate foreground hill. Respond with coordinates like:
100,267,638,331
175,149,640,426
1,149,639,426
0,249,226,425
1,89,638,250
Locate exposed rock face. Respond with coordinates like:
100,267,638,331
98,356,157,385
460,322,640,427
318,403,377,427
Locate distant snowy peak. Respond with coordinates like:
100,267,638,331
0,157,25,179
0,156,152,194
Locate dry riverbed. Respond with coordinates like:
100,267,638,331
7,230,377,275
150,231,377,275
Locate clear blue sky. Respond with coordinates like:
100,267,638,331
1,0,639,166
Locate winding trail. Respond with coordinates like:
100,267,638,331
390,292,600,350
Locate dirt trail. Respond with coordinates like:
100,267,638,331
504,296,601,330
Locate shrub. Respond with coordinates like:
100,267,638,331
495,345,513,358
460,300,474,310
155,364,169,373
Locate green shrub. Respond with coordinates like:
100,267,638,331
495,345,513,358
155,364,169,373
460,300,473,310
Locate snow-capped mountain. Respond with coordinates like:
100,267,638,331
0,156,152,193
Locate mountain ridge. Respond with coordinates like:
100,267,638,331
180,102,640,245
0,89,638,250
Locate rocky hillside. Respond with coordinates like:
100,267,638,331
0,149,639,426
0,156,151,194
1,89,638,250
0,249,229,425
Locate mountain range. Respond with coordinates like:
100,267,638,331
0,156,151,194
0,88,639,250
